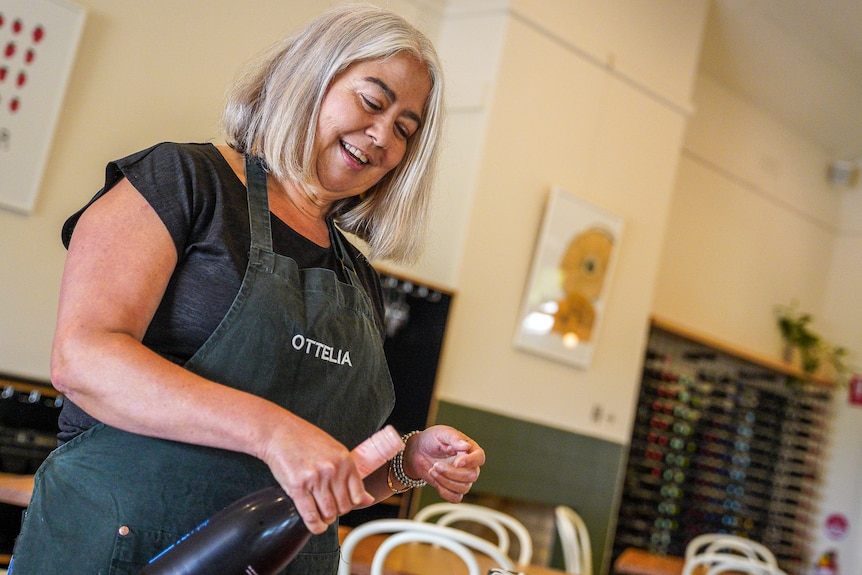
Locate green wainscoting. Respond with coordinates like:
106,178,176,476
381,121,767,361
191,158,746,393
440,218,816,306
420,401,626,574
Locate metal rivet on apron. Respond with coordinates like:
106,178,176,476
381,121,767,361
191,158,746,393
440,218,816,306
118,525,130,536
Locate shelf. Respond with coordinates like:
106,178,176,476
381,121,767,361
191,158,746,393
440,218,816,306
650,315,834,387
0,375,60,397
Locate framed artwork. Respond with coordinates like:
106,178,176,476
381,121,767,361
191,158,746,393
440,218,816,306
514,187,624,369
0,0,86,213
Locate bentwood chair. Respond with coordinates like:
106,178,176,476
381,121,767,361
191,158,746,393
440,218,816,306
685,534,778,567
684,553,788,575
683,534,783,575
337,518,516,575
555,505,592,575
368,530,481,575
413,501,534,565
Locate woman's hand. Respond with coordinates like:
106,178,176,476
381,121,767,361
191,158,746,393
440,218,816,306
403,425,485,502
258,419,375,534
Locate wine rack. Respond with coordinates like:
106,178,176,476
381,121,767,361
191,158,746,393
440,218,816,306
612,323,832,575
0,375,63,565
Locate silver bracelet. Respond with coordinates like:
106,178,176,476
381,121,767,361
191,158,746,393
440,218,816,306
392,430,427,489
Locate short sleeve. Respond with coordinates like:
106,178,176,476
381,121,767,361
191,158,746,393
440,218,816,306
61,143,229,257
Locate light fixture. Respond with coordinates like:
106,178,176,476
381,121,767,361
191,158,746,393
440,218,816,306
827,160,860,188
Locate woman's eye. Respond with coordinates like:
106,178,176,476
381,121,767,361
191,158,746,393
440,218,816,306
396,124,410,139
361,95,382,111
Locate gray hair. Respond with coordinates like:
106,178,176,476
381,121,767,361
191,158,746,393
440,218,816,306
222,3,444,263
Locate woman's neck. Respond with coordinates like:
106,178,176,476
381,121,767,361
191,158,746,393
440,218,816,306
267,177,331,248
216,145,330,248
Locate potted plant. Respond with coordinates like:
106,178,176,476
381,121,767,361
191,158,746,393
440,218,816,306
774,301,851,381
774,301,823,374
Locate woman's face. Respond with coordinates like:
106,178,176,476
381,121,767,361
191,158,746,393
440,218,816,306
313,53,431,200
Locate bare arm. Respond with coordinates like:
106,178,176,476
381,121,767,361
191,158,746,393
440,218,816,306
50,178,370,533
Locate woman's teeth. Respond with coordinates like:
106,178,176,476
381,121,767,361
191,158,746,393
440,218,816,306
342,141,369,164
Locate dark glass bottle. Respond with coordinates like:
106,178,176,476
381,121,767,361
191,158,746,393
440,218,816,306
138,425,404,575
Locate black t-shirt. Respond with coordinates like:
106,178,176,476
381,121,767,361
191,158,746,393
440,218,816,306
57,142,385,442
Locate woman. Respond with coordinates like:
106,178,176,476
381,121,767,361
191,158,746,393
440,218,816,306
10,4,484,574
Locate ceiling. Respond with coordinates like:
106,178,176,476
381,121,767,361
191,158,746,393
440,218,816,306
698,0,862,163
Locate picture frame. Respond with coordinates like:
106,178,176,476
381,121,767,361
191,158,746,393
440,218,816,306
514,186,624,369
0,0,86,213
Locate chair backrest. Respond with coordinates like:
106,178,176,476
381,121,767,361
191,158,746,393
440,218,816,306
685,534,778,567
708,557,787,575
370,530,481,575
684,553,787,575
413,501,534,565
555,505,593,575
337,518,516,575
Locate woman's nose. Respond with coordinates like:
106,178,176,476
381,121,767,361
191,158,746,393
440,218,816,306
366,119,391,149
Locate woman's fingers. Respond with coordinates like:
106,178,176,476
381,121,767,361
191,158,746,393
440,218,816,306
427,460,478,498
287,457,374,533
291,488,328,534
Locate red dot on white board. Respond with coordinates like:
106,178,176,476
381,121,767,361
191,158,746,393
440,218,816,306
4,43,14,59
12,19,22,35
16,71,26,88
0,67,6,81
10,98,19,113
33,26,45,44
25,49,35,64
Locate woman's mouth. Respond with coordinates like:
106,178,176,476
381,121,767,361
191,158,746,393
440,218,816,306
341,141,369,165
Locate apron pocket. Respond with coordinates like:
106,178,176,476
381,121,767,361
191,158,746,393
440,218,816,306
108,525,180,575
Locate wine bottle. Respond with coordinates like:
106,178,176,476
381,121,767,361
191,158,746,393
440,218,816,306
138,425,405,575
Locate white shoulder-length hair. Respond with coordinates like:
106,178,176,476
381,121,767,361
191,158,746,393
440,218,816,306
222,3,444,264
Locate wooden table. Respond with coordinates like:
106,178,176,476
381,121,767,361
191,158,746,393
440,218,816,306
0,473,34,508
338,526,568,575
614,548,685,575
0,473,33,568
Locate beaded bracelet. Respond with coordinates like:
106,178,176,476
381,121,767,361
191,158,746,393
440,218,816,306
391,430,427,491
386,462,410,494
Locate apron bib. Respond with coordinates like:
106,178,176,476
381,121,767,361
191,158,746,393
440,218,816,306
11,156,394,575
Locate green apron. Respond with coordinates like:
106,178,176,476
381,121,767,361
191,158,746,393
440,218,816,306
10,156,395,575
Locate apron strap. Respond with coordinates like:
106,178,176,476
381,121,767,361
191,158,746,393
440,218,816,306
327,217,361,283
244,155,273,252
244,154,362,289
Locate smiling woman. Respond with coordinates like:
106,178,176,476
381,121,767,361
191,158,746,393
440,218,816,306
8,5,485,575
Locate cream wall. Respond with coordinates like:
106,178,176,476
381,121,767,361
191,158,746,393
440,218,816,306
821,208,862,574
430,0,709,444
652,75,842,357
382,1,508,285
653,72,862,575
